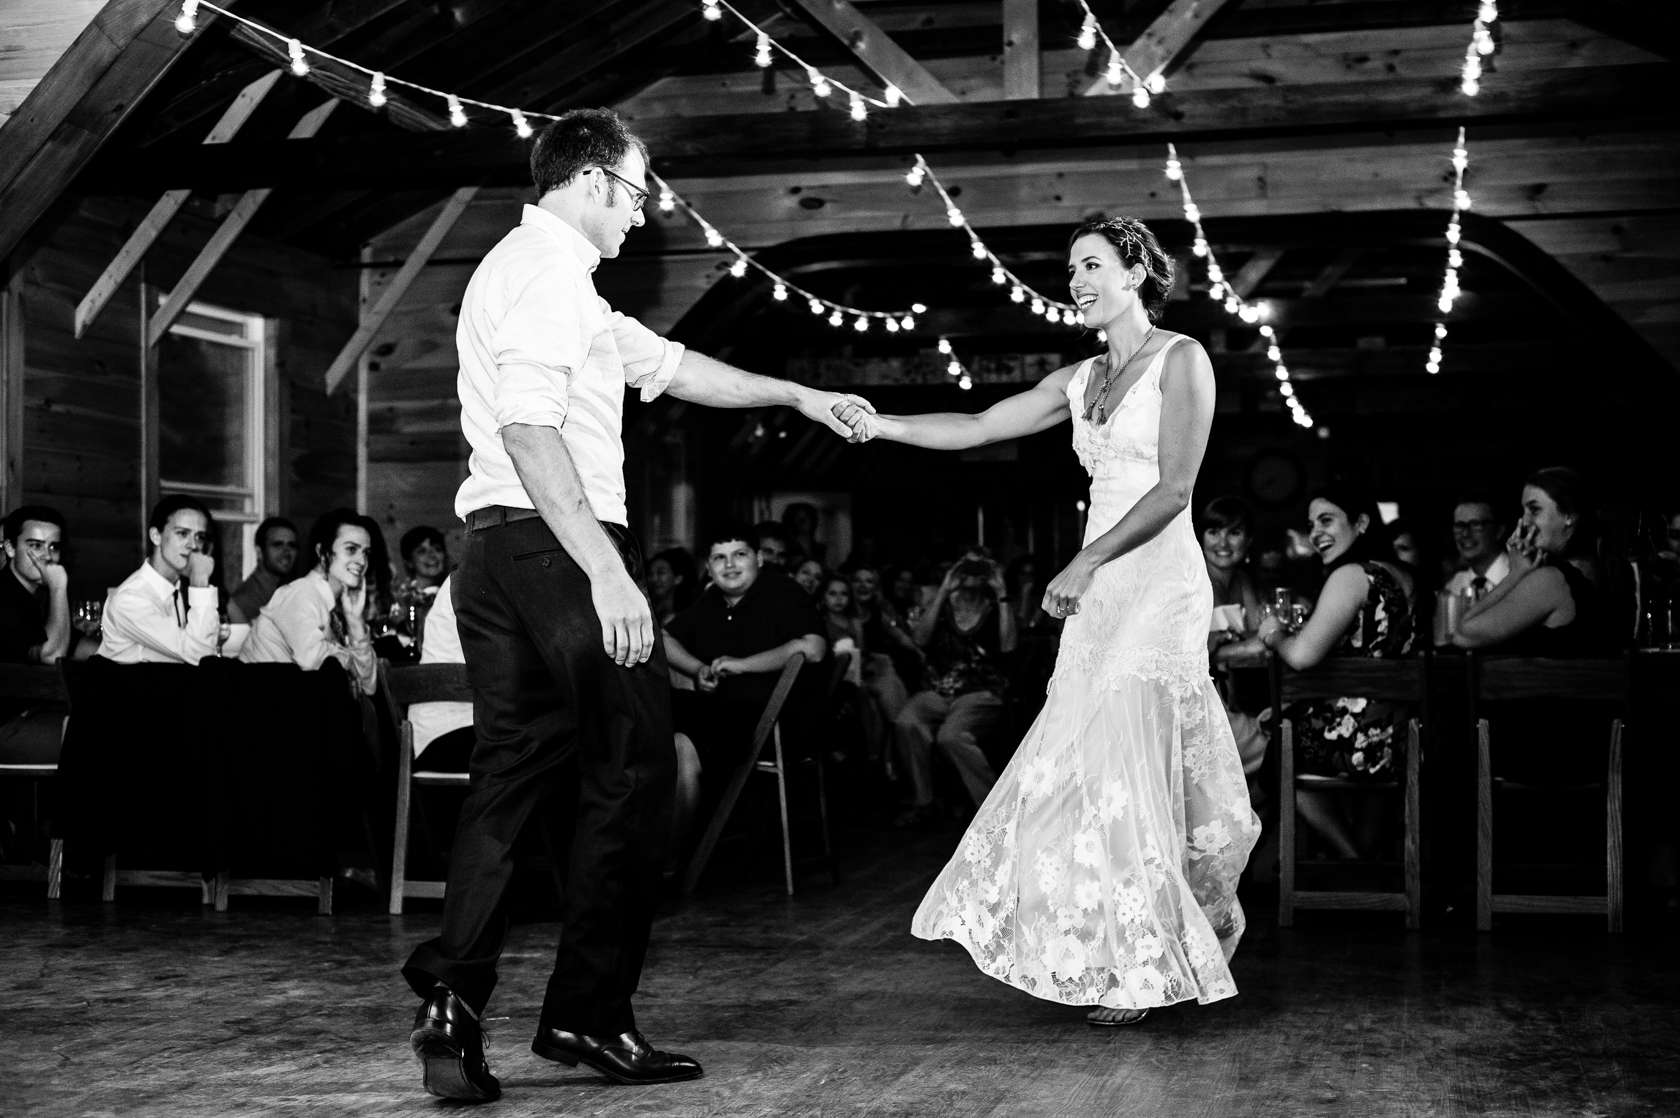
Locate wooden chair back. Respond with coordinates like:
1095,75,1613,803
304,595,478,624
746,653,805,756
1271,655,1426,707
1467,655,1626,706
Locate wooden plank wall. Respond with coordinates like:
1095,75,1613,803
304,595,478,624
11,195,357,595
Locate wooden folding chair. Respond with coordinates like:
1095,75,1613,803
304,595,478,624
0,663,68,896
380,660,473,915
1470,654,1627,932
681,653,839,896
1274,655,1427,929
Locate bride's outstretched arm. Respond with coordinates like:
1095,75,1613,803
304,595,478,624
863,366,1076,450
1042,341,1217,618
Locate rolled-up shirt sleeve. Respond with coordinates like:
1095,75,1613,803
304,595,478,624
607,300,684,402
491,266,589,432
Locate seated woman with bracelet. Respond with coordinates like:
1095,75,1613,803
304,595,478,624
1230,486,1416,859
240,507,379,695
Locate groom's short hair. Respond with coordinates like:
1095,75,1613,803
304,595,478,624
530,108,648,198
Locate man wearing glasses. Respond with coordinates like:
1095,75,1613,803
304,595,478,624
1444,489,1511,598
402,107,873,1103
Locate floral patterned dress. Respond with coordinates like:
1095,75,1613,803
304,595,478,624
912,338,1261,1011
1284,561,1415,780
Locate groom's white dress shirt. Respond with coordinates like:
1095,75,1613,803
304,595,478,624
98,562,219,665
453,204,684,527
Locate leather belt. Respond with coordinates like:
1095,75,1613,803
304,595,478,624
465,505,543,532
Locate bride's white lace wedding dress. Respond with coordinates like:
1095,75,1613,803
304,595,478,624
911,335,1260,1011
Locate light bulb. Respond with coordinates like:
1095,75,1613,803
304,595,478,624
849,91,867,121
369,72,388,108
755,33,771,68
1207,264,1224,283
885,317,899,332
900,316,914,330
658,188,675,212
906,164,925,188
1475,28,1495,55
1259,325,1275,338
854,316,869,332
1096,330,1107,342
1452,146,1468,173
1209,283,1224,301
884,84,902,107
829,310,844,327
1434,323,1448,339
174,0,199,34
1448,248,1463,268
447,95,468,128
1184,202,1200,224
1454,188,1472,211
971,241,988,260
1274,366,1289,381
1267,345,1282,362
1224,296,1240,314
1438,294,1454,313
1463,56,1482,82
1064,308,1079,325
288,39,308,77
1280,382,1294,397
1030,298,1044,315
1131,85,1150,108
1461,75,1480,96
912,303,927,313
947,359,961,376
991,266,1006,285
1446,221,1461,245
1165,157,1182,181
702,0,721,20
1192,238,1208,258
809,298,823,315
1239,305,1259,323
704,227,724,248
958,375,973,391
947,207,964,227
1147,72,1166,94
1106,56,1123,87
1077,15,1097,52
812,74,832,98
938,338,952,354
729,257,747,278
1010,286,1024,303
1478,1,1498,22
772,283,787,301
511,109,532,138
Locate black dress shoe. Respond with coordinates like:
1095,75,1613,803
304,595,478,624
410,987,501,1102
531,1026,703,1085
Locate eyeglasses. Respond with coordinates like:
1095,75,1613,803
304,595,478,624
596,166,648,212
1451,519,1496,535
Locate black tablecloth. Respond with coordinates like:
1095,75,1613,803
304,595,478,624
57,657,369,877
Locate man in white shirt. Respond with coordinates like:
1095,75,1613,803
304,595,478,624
1444,491,1511,598
402,108,872,1103
98,495,219,665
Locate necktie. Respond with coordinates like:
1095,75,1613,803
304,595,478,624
1471,575,1489,599
172,586,186,628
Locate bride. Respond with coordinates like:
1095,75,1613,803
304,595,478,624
854,217,1259,1025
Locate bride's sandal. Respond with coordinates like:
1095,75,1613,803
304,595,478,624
1086,1007,1150,1027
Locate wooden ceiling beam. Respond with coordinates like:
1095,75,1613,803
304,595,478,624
0,0,213,265
1083,0,1243,96
1228,248,1284,298
1301,249,1364,299
785,0,961,104
1002,0,1041,100
104,62,1677,191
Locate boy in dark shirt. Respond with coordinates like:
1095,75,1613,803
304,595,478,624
663,522,827,798
0,505,73,767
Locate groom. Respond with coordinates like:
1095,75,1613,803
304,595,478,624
402,108,872,1102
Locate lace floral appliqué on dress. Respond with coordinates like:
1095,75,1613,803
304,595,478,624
912,337,1261,1010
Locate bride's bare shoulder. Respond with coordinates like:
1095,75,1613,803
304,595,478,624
1036,358,1089,391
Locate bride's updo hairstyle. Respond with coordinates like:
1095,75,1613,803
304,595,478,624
1068,217,1175,323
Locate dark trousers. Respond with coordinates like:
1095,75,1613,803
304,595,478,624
402,515,676,1037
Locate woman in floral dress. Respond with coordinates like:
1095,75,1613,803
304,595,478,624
1252,486,1415,859
856,217,1259,1026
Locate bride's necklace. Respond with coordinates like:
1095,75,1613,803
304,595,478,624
1084,325,1156,423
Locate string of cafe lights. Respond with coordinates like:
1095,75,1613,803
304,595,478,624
170,0,1063,383
1072,0,1162,105
1165,145,1315,430
1430,2,1498,373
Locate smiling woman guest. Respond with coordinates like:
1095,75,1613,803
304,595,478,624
239,507,379,695
1242,485,1416,859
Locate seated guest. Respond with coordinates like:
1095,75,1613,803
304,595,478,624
0,506,73,769
227,517,298,624
793,558,826,600
1245,486,1416,859
662,523,827,802
848,564,918,732
1004,555,1049,631
820,574,865,682
1452,467,1612,657
782,502,825,567
895,550,1017,827
1444,490,1510,598
647,547,697,626
99,495,220,665
885,564,920,620
0,505,72,666
407,576,473,772
240,508,378,694
1200,495,1265,630
753,521,792,571
391,525,448,641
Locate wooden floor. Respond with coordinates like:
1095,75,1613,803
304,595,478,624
4,825,1678,1117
